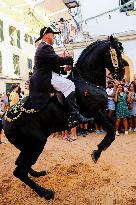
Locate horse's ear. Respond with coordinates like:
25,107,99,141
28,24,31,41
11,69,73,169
109,35,114,42
118,42,124,52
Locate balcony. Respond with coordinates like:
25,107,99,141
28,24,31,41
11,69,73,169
63,0,79,9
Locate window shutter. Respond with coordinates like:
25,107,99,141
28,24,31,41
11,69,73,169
0,20,4,42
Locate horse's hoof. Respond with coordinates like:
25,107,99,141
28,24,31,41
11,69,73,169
39,188,55,200
91,150,101,163
29,168,47,177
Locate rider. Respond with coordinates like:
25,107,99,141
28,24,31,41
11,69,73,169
29,26,91,126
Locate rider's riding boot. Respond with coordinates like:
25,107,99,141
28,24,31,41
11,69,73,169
66,92,92,127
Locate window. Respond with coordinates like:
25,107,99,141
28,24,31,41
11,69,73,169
6,83,17,93
0,20,4,42
9,26,21,48
17,30,21,48
0,51,2,74
24,34,33,45
13,54,20,75
27,58,32,69
120,0,134,12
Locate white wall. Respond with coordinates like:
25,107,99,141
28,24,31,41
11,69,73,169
80,0,136,35
80,0,118,20
123,39,136,72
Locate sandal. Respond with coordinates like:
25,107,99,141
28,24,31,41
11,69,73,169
69,136,77,141
63,137,73,142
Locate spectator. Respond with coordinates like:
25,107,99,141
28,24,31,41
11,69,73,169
0,118,3,144
69,127,77,141
17,84,22,100
95,123,106,134
0,117,6,144
61,127,77,141
114,84,131,136
58,18,70,44
61,130,69,140
9,84,19,107
131,74,136,86
128,83,136,132
77,124,89,136
106,81,116,124
1,92,9,112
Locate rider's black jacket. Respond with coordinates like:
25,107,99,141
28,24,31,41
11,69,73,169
29,42,73,109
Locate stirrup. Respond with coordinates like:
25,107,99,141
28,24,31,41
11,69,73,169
68,116,78,127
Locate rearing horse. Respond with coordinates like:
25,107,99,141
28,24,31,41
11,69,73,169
2,35,124,199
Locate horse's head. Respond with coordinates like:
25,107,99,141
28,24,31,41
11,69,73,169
105,35,124,81
75,36,125,87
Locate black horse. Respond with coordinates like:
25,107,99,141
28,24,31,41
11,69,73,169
2,36,124,199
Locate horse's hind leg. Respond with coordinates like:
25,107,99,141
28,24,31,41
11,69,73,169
14,165,54,199
91,111,115,163
15,152,47,177
13,133,54,199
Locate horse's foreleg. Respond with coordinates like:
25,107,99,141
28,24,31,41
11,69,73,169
91,111,115,163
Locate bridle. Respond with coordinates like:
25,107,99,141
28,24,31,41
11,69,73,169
72,45,122,83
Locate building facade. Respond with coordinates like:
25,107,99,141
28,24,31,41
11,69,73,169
0,13,35,93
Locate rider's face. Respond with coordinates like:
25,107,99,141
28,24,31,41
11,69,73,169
46,33,55,45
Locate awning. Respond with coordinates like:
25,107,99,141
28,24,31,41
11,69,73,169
0,0,72,35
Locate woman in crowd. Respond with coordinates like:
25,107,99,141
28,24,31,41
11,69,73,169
128,82,136,132
114,84,131,136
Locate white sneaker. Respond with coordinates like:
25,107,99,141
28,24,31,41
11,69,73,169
116,131,120,136
134,128,136,132
128,127,133,132
125,131,128,135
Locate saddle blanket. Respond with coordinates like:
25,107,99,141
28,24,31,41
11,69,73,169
4,97,39,123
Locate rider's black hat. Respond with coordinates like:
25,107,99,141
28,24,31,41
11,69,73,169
35,27,60,43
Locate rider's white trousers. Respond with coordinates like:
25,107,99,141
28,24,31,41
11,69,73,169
51,72,75,97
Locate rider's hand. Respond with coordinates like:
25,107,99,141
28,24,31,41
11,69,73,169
64,65,72,72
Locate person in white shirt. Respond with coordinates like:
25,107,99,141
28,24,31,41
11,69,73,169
106,81,116,124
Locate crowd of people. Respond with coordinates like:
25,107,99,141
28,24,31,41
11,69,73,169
0,84,29,144
106,76,136,136
0,75,136,144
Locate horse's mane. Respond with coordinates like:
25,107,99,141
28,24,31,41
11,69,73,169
76,39,108,68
